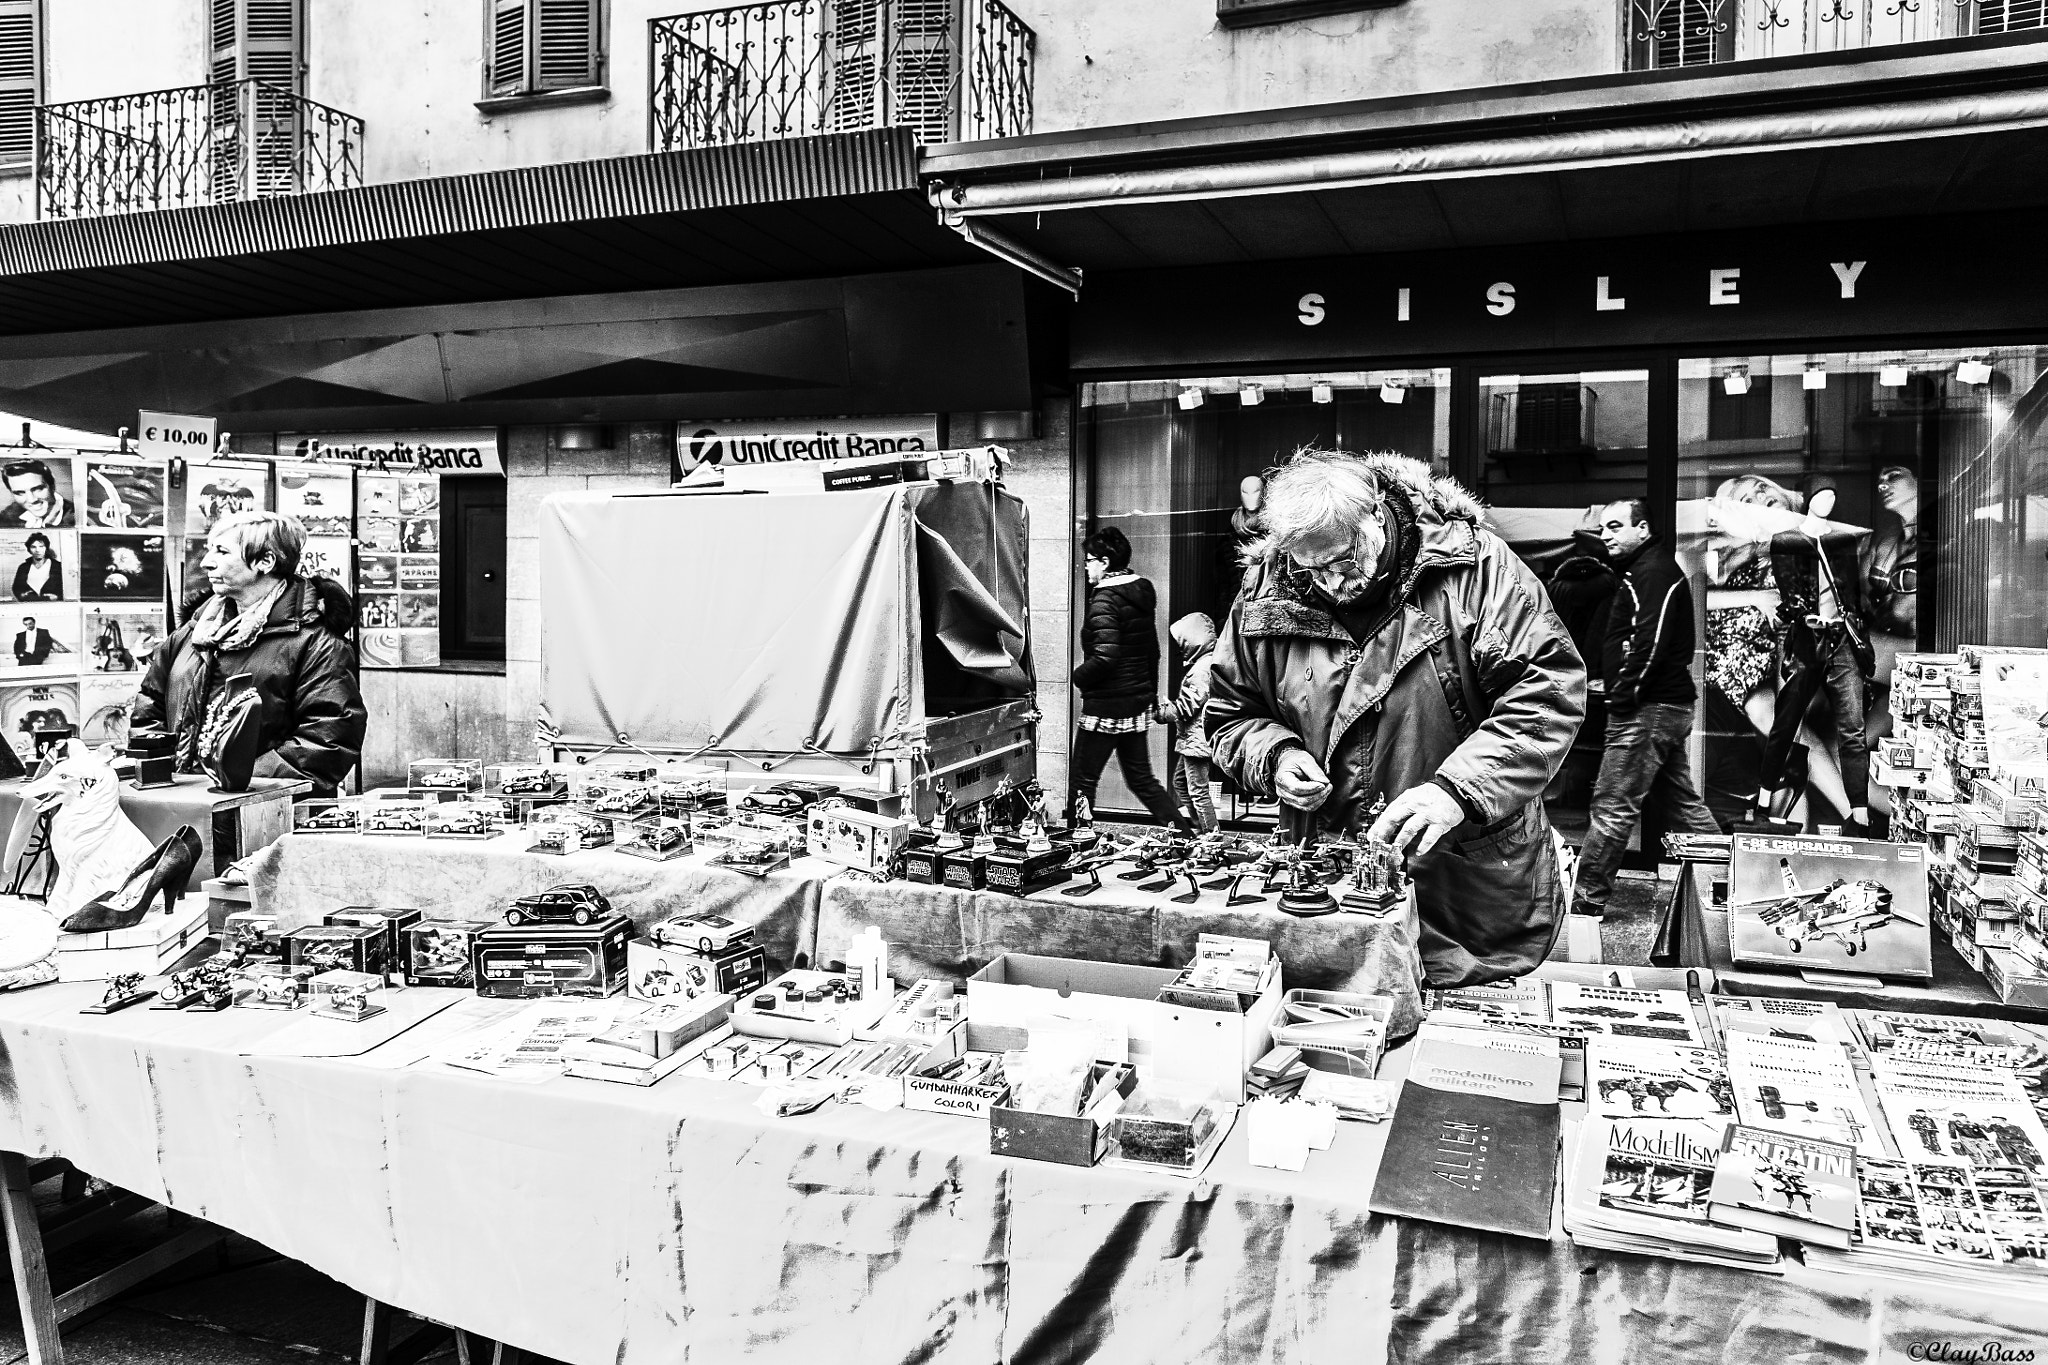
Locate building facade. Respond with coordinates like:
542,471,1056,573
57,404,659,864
0,0,2045,822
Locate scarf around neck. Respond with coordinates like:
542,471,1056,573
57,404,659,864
190,580,288,655
172,579,288,772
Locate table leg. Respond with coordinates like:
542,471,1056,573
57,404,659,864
0,1150,66,1365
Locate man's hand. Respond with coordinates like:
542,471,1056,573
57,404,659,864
1368,783,1466,858
1272,748,1332,812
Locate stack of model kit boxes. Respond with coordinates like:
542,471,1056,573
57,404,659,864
1876,649,2048,988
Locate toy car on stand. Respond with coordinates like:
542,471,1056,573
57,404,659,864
492,765,563,796
650,913,754,956
505,883,614,927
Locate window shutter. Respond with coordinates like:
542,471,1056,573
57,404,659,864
824,0,882,133
1978,0,2048,32
533,0,600,91
487,0,529,96
209,0,237,85
241,0,303,93
0,0,36,170
887,0,957,143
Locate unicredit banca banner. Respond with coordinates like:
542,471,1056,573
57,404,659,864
671,416,939,485
284,430,503,476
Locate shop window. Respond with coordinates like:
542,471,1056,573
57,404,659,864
1079,370,1450,823
483,0,605,101
1706,375,1773,442
440,476,506,662
0,0,39,172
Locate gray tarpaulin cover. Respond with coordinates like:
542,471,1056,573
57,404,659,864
539,482,1031,755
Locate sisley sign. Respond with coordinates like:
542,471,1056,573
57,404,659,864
672,416,940,485
284,430,503,477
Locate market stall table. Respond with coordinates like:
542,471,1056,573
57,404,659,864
0,774,310,894
244,831,826,970
0,975,2042,1364
814,873,1426,1035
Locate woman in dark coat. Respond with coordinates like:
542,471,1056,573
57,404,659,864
132,511,366,796
1071,526,1192,832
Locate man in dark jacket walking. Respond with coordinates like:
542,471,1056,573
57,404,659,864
1571,499,1721,919
1206,451,1585,987
1072,526,1192,832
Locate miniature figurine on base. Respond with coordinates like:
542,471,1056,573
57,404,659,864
313,983,386,1022
81,971,155,1014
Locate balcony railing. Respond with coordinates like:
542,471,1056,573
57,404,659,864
1625,0,2048,68
650,0,1034,153
37,80,364,220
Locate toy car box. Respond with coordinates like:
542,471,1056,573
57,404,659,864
404,919,491,988
423,802,503,839
293,799,362,835
288,923,392,978
528,810,614,854
362,801,428,836
221,910,284,963
473,915,632,999
487,764,566,798
989,1061,1137,1167
322,906,422,983
654,764,727,815
408,758,481,793
1728,832,1933,980
581,780,656,817
805,804,910,873
615,814,691,861
628,938,767,1001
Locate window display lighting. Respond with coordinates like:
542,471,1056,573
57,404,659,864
1177,386,1204,410
1803,363,1828,390
1378,380,1405,404
1239,383,1264,406
1722,367,1750,396
1956,358,1994,385
1879,363,1910,387
1311,383,1334,404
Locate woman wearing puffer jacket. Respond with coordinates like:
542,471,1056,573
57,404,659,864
1071,527,1193,833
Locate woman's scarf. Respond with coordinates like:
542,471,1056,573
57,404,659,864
171,580,289,772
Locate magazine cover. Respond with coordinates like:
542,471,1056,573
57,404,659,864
1546,982,1704,1045
80,533,167,603
275,465,352,536
0,455,78,529
1728,832,1932,978
0,679,79,765
1726,1031,1884,1158
0,603,80,679
1706,1126,1858,1246
1425,979,1550,1023
186,463,269,536
0,528,75,603
1588,1041,1733,1123
1582,1116,1728,1223
81,608,164,675
1848,1158,2048,1271
1871,1059,2048,1177
82,460,167,530
297,537,352,586
1980,652,2048,772
1711,997,1855,1050
1857,1013,2040,1070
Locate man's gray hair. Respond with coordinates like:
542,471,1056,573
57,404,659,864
1244,449,1390,564
212,510,306,578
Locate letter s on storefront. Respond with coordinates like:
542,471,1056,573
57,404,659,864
1297,293,1325,326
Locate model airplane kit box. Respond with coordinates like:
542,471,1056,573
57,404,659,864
1728,833,1932,979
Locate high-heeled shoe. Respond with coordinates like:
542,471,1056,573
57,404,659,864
60,826,202,934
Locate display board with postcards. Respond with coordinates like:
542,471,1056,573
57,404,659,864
0,451,170,766
354,472,439,668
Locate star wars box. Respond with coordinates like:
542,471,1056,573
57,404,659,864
287,923,393,979
899,832,943,883
982,835,1074,893
1728,833,1933,980
474,915,631,999
403,919,491,988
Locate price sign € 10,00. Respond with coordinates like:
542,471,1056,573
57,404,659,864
136,410,218,462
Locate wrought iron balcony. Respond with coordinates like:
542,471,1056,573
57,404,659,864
650,0,1034,153
1626,0,2048,69
37,80,364,220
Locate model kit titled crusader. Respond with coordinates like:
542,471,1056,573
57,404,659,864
1733,857,1895,958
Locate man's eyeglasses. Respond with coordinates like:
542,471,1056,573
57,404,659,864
1290,551,1365,582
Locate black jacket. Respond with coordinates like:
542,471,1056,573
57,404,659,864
133,576,367,791
1602,536,1696,712
1547,538,1617,683
11,557,62,601
1072,573,1160,718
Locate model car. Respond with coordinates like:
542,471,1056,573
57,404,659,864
427,806,496,837
737,788,807,819
532,810,614,850
651,913,753,955
297,805,361,832
593,763,657,783
413,766,473,790
505,882,614,927
497,767,560,795
632,820,689,853
365,806,426,833
588,782,655,813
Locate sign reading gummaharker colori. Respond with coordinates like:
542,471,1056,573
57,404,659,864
285,431,503,477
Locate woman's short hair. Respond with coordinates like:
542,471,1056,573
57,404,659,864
1253,449,1389,558
23,532,49,553
212,510,306,578
1083,526,1132,572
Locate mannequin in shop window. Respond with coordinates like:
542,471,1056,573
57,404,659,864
1861,464,1919,650
1754,475,1875,833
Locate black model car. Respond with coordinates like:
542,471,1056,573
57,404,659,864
504,882,614,927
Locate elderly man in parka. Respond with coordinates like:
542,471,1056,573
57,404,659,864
1205,451,1587,987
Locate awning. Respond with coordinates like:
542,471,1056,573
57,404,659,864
0,128,983,336
924,37,2048,273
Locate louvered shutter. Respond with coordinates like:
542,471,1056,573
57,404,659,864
487,0,528,96
887,0,956,143
0,0,35,171
1978,0,2048,32
241,0,302,92
533,0,600,91
824,0,881,133
209,0,238,85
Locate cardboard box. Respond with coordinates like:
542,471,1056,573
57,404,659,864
474,915,632,999
899,834,943,884
404,919,490,988
626,938,765,1001
322,906,421,980
967,952,1284,1104
1983,947,2048,1009
56,896,211,982
982,836,1074,893
805,803,910,873
989,1061,1137,1167
1727,833,1932,980
937,847,987,890
288,923,391,978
